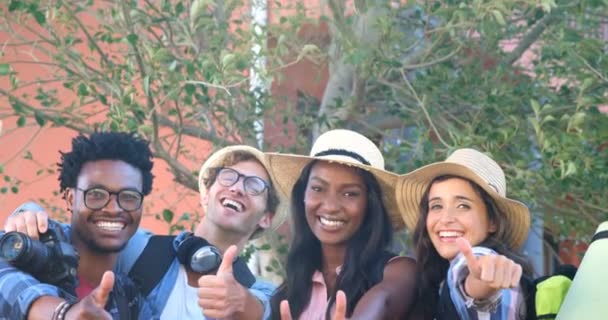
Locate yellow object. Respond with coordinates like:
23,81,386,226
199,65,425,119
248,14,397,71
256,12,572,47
536,275,572,319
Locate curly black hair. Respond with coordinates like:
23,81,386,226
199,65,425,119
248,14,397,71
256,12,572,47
58,131,154,195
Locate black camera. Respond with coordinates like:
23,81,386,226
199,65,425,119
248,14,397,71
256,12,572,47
0,220,79,293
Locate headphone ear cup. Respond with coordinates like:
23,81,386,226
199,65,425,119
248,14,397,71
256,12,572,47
176,235,208,265
190,246,222,274
176,235,222,274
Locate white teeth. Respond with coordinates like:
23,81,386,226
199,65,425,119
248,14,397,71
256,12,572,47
439,231,463,238
319,217,345,227
96,221,125,231
222,199,243,212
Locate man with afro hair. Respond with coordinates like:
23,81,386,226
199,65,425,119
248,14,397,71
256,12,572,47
0,131,154,319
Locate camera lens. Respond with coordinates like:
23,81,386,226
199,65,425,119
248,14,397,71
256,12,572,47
0,231,50,274
0,232,28,261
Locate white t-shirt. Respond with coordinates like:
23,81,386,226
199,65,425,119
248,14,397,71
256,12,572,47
160,264,206,319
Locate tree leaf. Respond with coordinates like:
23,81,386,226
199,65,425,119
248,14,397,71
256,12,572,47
32,10,46,25
143,75,150,96
0,64,10,76
162,209,174,223
34,111,46,127
16,116,26,127
491,10,506,26
126,33,138,46
10,99,24,113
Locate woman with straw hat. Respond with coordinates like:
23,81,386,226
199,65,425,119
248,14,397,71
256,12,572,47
268,129,419,319
397,148,534,320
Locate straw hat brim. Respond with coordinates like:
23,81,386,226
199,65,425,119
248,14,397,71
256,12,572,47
198,145,289,239
266,152,405,230
396,162,530,249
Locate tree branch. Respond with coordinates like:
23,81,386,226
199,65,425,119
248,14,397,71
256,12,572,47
502,10,558,66
66,6,110,67
400,69,453,148
0,88,94,134
157,116,233,145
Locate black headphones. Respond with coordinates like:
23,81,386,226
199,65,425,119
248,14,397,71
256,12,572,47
176,233,222,274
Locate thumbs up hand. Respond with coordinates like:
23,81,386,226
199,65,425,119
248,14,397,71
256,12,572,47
457,238,522,300
64,271,114,319
280,290,347,320
279,299,293,320
197,245,245,318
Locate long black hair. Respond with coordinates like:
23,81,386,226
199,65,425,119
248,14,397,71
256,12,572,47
412,175,533,319
271,160,393,319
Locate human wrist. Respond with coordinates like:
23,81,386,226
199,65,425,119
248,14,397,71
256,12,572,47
464,274,498,300
51,300,74,320
235,289,262,320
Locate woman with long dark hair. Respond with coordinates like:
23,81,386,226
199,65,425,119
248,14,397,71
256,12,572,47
397,148,535,319
268,129,419,319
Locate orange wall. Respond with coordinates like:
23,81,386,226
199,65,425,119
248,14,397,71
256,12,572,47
0,120,202,234
0,1,331,234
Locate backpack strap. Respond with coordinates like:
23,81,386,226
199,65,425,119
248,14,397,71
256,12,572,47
129,235,176,297
232,257,256,288
591,230,608,243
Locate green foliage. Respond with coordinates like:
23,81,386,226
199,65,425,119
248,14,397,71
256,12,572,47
1,0,607,274
280,0,607,244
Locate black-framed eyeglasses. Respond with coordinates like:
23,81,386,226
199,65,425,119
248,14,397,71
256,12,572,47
213,167,270,196
75,187,144,212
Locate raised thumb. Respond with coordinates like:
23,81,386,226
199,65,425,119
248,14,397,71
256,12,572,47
92,271,114,307
280,300,293,320
456,237,479,274
217,245,237,274
333,290,347,320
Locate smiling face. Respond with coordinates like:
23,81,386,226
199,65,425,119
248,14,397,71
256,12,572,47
68,160,143,254
202,160,272,238
425,177,496,260
303,161,367,249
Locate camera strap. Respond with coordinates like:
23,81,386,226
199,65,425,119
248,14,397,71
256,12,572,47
129,235,256,297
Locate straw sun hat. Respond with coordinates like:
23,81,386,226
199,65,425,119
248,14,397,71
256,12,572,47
265,129,404,230
198,145,289,239
396,148,530,249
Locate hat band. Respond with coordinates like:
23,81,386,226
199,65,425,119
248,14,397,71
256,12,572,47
314,149,371,166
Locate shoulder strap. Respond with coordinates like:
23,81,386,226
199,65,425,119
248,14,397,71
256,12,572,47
129,235,176,297
232,257,256,288
592,230,608,243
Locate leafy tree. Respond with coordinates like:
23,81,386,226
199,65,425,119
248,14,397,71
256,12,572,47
1,0,607,271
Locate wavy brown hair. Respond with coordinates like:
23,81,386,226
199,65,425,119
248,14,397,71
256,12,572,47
412,175,533,319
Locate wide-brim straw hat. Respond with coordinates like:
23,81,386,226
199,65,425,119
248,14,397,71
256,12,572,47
198,145,289,239
266,129,404,230
396,148,530,249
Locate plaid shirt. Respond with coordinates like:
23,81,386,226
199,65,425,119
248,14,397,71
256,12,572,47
0,232,141,320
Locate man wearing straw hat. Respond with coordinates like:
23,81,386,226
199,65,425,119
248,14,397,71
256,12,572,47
4,145,288,319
